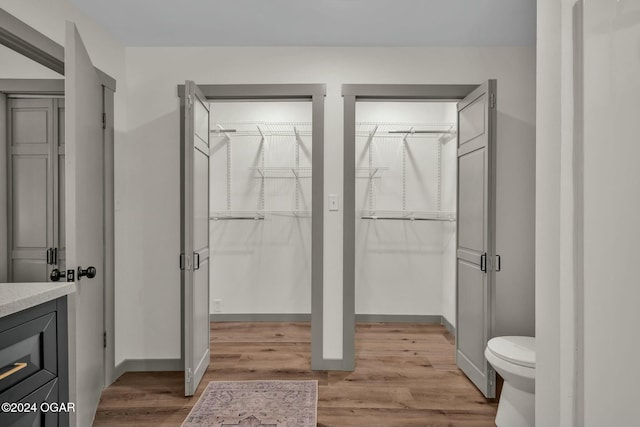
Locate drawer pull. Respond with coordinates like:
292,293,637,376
0,362,28,380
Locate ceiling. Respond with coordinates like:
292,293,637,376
68,0,536,47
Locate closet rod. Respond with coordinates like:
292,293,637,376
360,216,452,221
211,128,237,133
211,216,265,220
387,130,455,134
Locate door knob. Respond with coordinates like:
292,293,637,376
50,269,63,282
77,266,96,279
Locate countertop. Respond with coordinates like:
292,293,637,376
0,282,76,318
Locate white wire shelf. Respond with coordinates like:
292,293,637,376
356,122,456,141
211,211,265,220
359,210,456,222
211,210,312,220
250,166,312,178
356,166,389,179
211,121,312,137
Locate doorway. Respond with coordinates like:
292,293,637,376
209,100,313,319
178,83,327,396
354,101,458,323
342,83,499,397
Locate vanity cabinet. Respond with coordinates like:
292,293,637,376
0,297,69,427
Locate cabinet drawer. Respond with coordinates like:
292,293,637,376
0,312,57,397
0,377,59,427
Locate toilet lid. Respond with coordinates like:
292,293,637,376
487,336,535,368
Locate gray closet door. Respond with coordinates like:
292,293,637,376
181,80,211,396
65,22,105,426
8,98,54,282
8,98,65,283
456,80,497,398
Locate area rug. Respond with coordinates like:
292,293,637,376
181,380,317,427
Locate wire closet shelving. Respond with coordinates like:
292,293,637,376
356,122,456,222
210,121,312,221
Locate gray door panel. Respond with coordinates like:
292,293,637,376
65,21,105,426
457,149,486,252
456,80,497,398
457,260,486,368
182,81,211,396
8,99,53,282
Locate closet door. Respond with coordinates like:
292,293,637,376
8,98,54,282
181,81,210,396
65,21,106,426
456,80,497,398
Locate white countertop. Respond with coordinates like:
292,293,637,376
0,282,76,318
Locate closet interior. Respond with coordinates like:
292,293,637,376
209,100,312,318
355,101,458,325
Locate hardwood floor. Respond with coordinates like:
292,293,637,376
94,322,498,426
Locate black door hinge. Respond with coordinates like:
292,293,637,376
102,112,106,130
103,331,107,348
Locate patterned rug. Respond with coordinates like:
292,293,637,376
181,380,317,427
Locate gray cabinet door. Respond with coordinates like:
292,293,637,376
181,81,211,396
456,80,497,398
65,22,105,426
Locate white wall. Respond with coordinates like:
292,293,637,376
536,0,578,425
582,1,640,425
123,46,535,361
441,124,458,326
209,101,312,314
537,0,640,425
353,102,456,317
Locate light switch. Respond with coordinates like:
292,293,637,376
329,194,339,211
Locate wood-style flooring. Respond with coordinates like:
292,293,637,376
94,322,498,426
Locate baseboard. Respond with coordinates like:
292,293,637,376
210,313,449,325
441,316,456,336
114,358,182,379
210,313,311,322
355,314,443,324
311,358,354,371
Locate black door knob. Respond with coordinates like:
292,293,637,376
50,269,63,282
77,266,96,279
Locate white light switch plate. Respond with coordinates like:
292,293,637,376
329,194,339,211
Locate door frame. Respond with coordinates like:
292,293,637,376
177,83,327,369
0,8,118,387
341,84,481,371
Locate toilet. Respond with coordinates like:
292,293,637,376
485,336,535,427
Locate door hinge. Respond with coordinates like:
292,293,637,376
187,368,193,383
102,112,106,129
103,331,107,348
480,253,487,272
180,253,186,270
187,95,193,108
489,93,496,109
495,254,501,272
